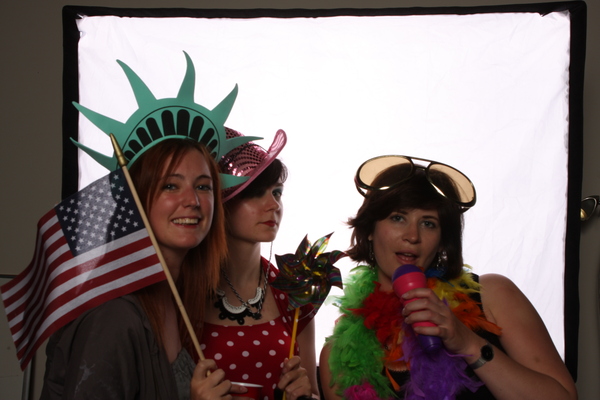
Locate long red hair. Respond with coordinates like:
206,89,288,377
128,139,226,356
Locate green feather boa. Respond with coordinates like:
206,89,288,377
325,266,395,398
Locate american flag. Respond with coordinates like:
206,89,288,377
1,169,165,370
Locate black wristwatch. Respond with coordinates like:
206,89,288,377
469,342,494,370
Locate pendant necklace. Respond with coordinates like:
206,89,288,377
215,247,271,325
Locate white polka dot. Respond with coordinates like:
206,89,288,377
200,344,206,350
211,332,219,337
279,294,285,300
269,350,276,356
256,362,263,368
270,271,276,277
262,330,269,336
272,383,277,390
237,331,245,336
283,331,289,337
253,340,261,346
230,364,237,370
242,351,250,357
269,320,276,326
278,339,285,345
227,341,234,347
266,372,272,379
242,374,249,380
214,353,222,360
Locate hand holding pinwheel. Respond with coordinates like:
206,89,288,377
271,233,345,400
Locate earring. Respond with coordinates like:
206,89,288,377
368,240,376,265
435,250,448,273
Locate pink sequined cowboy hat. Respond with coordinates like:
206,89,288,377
219,127,287,202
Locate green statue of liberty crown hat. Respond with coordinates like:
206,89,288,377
71,51,260,189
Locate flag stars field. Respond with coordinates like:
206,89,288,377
0,168,165,369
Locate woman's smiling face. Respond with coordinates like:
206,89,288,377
369,208,441,290
149,149,215,265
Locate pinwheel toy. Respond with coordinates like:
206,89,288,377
271,233,345,369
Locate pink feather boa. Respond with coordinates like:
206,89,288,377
344,382,392,400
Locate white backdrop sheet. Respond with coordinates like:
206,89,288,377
74,11,572,358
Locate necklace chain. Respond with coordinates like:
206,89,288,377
222,266,268,311
215,245,272,325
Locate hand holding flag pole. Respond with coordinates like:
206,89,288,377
110,134,206,361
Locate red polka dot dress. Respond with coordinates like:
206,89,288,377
201,260,315,400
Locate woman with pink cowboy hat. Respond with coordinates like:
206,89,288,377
200,127,318,400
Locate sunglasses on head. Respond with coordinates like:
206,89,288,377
354,155,477,209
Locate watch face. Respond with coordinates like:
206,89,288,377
482,344,494,361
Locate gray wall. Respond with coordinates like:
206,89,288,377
1,1,597,399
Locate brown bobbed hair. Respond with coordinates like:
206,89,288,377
224,158,287,227
347,163,465,280
128,138,226,355
230,158,288,200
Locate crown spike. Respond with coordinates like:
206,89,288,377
220,135,262,155
69,138,117,171
73,102,128,137
220,174,250,189
116,59,157,109
177,52,195,102
71,102,127,169
211,84,238,127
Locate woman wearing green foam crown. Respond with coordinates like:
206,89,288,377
41,53,258,400
319,155,577,400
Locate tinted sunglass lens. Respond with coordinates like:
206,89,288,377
428,164,476,205
358,156,412,188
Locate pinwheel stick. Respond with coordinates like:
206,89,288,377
283,308,301,400
288,308,300,359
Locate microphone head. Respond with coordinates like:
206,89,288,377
392,264,422,281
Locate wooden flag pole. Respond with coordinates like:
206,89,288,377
110,134,206,361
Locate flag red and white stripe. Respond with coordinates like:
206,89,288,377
1,169,165,370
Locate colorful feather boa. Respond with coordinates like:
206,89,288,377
327,266,501,400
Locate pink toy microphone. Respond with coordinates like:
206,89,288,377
392,264,442,352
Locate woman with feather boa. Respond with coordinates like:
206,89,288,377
319,155,577,400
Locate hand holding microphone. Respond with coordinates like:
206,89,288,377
392,264,443,352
